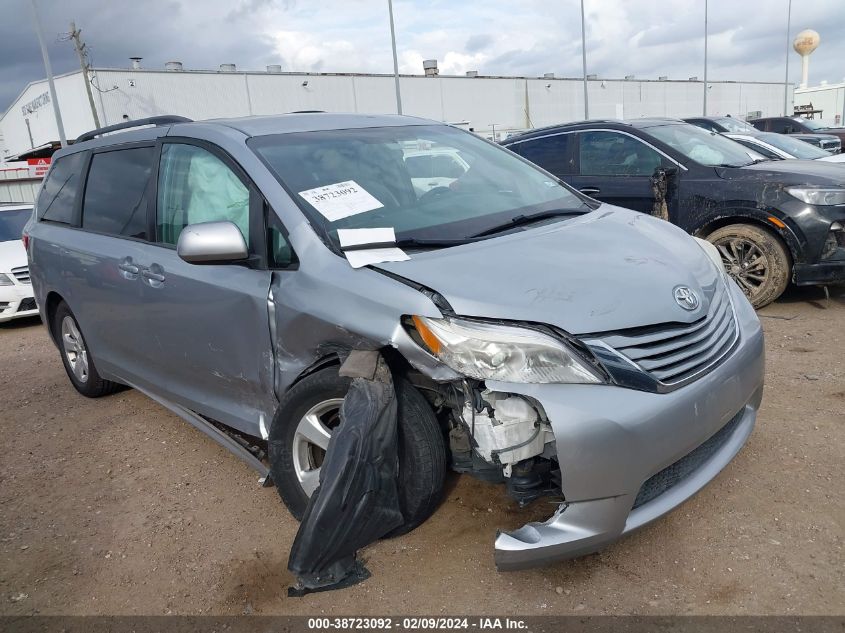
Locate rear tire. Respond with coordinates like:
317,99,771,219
268,365,446,536
707,223,791,308
52,302,122,398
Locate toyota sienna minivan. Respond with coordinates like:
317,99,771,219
25,113,764,570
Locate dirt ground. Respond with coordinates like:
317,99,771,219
1,286,843,616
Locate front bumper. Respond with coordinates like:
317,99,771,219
490,281,765,570
793,260,845,285
0,286,38,323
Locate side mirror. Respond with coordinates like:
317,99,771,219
176,221,248,264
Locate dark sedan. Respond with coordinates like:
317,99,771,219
502,119,845,307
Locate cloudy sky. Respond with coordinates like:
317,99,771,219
1,0,843,113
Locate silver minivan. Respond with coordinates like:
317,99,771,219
25,113,765,570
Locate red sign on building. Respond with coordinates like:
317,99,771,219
27,157,51,178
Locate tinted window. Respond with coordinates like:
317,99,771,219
82,147,155,239
579,131,664,176
37,152,86,224
156,144,250,246
768,119,795,133
0,209,32,242
512,135,572,175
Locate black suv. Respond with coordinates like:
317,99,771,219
684,115,841,154
750,116,844,154
502,118,845,307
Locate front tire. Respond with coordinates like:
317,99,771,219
268,365,446,536
707,223,791,308
52,301,122,398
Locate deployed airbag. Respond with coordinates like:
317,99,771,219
287,351,404,596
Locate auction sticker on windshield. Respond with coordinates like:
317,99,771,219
298,180,384,221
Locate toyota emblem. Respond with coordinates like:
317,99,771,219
673,286,700,311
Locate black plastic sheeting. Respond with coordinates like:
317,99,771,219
287,351,404,596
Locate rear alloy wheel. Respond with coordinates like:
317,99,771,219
53,301,122,398
707,223,791,309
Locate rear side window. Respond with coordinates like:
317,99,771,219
512,134,572,175
37,152,86,224
82,147,155,239
156,143,250,246
578,131,664,176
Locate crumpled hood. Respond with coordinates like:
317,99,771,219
378,206,721,334
0,239,26,272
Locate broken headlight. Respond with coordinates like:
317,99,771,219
411,315,604,384
785,187,845,206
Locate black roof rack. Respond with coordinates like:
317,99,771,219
75,115,193,144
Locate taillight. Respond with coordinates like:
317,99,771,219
22,231,30,250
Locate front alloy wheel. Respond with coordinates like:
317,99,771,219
707,223,791,308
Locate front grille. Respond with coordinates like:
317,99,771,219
821,141,840,153
597,283,738,386
632,408,744,509
17,298,36,312
11,266,30,284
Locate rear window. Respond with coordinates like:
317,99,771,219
37,152,86,224
82,147,155,239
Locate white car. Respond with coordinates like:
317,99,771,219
725,132,845,164
0,204,38,323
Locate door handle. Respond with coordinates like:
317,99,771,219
141,264,165,286
579,187,601,195
118,257,139,279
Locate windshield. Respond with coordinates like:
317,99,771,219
715,117,758,133
249,125,588,246
796,118,837,131
647,123,760,167
0,208,31,242
759,132,830,159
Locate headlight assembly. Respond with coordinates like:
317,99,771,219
410,315,604,384
786,187,845,206
0,273,14,287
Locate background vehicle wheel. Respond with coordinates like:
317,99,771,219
269,365,446,536
52,302,122,398
707,223,791,309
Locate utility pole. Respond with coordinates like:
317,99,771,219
387,0,403,115
66,21,101,128
703,0,708,116
29,0,66,147
580,0,589,119
783,0,792,115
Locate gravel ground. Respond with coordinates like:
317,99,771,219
1,286,843,616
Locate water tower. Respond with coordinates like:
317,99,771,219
793,29,820,88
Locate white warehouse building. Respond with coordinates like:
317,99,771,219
1,61,793,162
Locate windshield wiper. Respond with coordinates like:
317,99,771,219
340,237,478,252
468,209,584,238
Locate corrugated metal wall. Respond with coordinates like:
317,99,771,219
1,68,794,157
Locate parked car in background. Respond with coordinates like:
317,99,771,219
749,116,844,154
685,115,841,154
725,132,845,164
25,113,765,570
502,119,845,307
0,204,38,323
